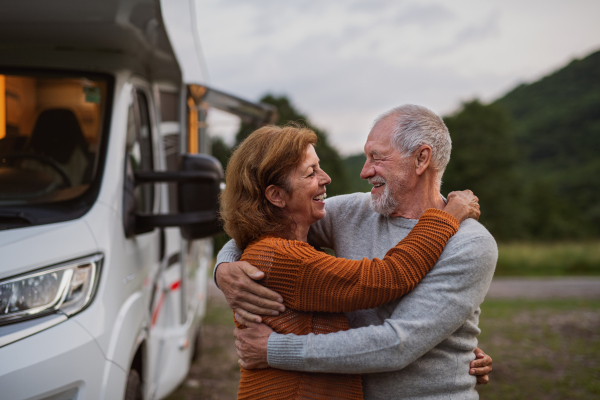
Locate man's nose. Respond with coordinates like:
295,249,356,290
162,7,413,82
360,160,375,180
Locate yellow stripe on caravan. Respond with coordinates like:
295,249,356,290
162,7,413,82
0,75,5,139
187,96,198,154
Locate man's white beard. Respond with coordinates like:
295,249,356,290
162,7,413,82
369,177,398,217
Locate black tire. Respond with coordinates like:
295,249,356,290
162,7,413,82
191,327,202,362
124,369,143,400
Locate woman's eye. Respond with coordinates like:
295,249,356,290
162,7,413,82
308,171,316,177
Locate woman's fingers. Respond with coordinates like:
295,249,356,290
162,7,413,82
470,348,492,384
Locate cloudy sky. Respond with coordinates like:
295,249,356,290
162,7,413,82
194,0,600,155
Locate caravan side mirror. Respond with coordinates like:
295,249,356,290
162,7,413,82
178,154,224,240
134,154,224,240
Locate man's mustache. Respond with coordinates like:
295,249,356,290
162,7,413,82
368,176,386,186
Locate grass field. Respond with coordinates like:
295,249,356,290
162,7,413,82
476,299,600,399
167,296,600,399
496,241,600,276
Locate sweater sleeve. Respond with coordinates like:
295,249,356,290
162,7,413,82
267,231,498,374
246,208,459,313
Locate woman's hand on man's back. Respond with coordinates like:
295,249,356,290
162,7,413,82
443,190,481,223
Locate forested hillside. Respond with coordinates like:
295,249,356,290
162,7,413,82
494,49,600,238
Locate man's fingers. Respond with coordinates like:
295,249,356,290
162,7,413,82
235,297,284,316
471,354,492,368
470,365,492,376
234,307,263,324
234,290,285,313
235,312,256,326
476,375,490,385
239,262,266,281
241,280,284,304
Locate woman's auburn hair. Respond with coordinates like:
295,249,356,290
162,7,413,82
220,124,318,249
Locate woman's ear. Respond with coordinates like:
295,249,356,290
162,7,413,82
265,185,286,208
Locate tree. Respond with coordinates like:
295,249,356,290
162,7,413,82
443,100,526,240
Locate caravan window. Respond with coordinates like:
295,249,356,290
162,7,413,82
124,90,155,215
0,72,108,207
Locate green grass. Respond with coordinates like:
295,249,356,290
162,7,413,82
476,299,600,399
496,241,600,276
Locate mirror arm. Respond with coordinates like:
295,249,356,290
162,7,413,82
134,170,220,184
135,210,218,230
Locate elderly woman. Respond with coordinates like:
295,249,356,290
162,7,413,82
220,125,480,400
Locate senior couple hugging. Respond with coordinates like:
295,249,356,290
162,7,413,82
214,104,496,400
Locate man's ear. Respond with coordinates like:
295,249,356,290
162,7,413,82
265,185,286,209
414,145,432,176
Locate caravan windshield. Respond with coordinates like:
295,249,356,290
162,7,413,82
0,72,108,208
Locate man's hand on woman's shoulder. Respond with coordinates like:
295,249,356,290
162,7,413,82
216,261,285,324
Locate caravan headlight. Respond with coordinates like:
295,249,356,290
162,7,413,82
0,254,102,325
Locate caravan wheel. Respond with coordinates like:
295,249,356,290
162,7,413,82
124,369,143,400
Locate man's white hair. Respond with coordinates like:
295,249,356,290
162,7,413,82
374,104,452,183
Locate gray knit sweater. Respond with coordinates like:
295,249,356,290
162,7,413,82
216,193,497,400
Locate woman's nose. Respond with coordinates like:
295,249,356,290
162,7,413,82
320,170,331,185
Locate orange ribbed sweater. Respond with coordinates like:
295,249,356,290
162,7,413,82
235,208,460,400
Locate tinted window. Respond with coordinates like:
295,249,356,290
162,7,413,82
124,90,154,214
160,91,179,122
0,73,107,206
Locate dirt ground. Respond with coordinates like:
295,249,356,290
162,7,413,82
486,277,600,299
165,282,240,400
166,278,600,399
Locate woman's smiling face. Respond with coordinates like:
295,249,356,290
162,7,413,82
282,144,331,233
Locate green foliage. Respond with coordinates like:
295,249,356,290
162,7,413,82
496,241,600,276
210,136,232,171
342,154,371,193
442,49,600,241
494,49,600,238
442,100,525,239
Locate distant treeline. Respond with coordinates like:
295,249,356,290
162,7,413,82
212,49,600,243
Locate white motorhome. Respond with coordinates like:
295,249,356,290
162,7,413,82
0,1,275,399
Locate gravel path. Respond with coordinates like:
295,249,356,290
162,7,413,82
209,277,600,301
486,277,600,299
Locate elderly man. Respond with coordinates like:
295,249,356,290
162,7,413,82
216,104,497,399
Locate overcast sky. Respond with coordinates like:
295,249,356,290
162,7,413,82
195,0,600,155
